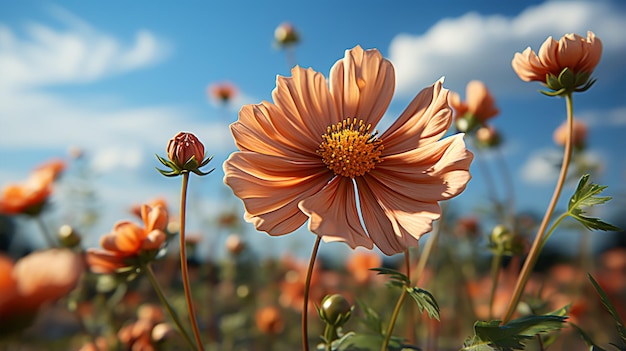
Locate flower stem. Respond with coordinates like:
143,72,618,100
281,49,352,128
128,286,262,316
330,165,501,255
488,251,503,320
34,215,57,247
143,263,197,351
381,249,411,351
302,236,322,351
501,93,575,324
179,172,204,350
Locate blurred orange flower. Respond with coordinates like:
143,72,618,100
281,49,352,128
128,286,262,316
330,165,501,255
0,249,83,329
553,119,587,149
449,80,499,125
255,306,285,335
512,31,602,87
0,158,66,215
346,250,382,285
223,45,473,255
208,81,238,104
86,204,168,274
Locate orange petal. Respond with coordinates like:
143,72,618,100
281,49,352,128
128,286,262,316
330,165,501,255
512,48,547,82
141,230,166,251
329,45,394,127
272,66,338,140
298,176,373,249
101,221,144,254
557,33,585,70
376,134,473,201
142,204,168,233
538,36,560,75
232,102,321,158
223,152,329,235
86,249,128,274
579,31,602,74
381,79,451,154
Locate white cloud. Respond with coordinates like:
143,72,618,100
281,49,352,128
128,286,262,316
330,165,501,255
389,0,626,96
520,148,606,185
0,10,169,90
578,106,626,127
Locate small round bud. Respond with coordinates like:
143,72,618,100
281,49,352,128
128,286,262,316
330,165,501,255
274,22,299,47
320,294,352,326
490,225,512,246
58,224,81,248
475,125,502,148
225,233,245,256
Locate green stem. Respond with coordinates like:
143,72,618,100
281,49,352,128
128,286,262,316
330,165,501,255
143,263,197,351
381,249,411,351
488,251,503,320
302,236,322,351
323,323,336,351
34,215,57,247
501,93,575,324
180,172,204,350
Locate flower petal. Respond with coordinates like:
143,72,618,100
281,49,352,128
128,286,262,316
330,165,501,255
381,79,452,154
141,230,166,251
272,66,338,140
100,221,144,254
86,249,128,274
512,48,547,82
298,177,373,249
329,45,394,126
357,175,440,256
142,204,168,233
223,152,330,235
375,134,473,202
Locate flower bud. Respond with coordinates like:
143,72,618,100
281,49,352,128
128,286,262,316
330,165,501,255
489,225,525,256
156,132,213,176
319,294,352,326
167,132,205,171
58,224,81,248
225,233,245,256
274,22,299,47
475,125,502,148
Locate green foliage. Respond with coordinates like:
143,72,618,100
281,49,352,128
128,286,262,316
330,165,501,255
370,267,410,287
462,315,567,351
405,287,440,321
587,274,626,350
325,332,420,351
567,174,621,231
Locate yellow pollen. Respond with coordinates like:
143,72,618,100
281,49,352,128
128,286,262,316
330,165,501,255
317,118,383,178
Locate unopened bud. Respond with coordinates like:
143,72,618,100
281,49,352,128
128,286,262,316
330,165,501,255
58,224,81,248
319,294,352,327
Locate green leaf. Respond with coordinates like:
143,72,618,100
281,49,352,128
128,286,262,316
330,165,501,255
567,175,621,231
466,315,567,351
355,300,383,334
405,287,440,321
570,322,608,351
370,267,410,286
588,273,626,348
330,332,419,351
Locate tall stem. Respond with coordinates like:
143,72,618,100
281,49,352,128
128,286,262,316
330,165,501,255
34,215,57,247
488,252,503,320
143,263,197,351
302,236,322,351
381,249,411,351
179,172,204,350
501,93,575,324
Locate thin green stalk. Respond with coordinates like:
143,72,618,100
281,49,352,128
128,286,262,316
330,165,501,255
34,215,57,247
488,251,503,320
501,93,575,324
179,172,204,350
302,236,322,351
143,263,197,351
381,249,411,351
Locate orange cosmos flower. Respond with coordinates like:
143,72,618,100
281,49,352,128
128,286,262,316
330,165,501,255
208,81,238,104
86,204,168,274
0,249,84,329
346,250,382,285
449,80,499,132
223,45,473,255
255,306,285,335
553,119,587,149
512,31,602,93
0,158,66,215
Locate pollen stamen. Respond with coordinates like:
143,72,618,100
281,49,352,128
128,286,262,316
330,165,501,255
317,118,383,178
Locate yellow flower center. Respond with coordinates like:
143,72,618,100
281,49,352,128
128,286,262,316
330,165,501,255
317,118,383,178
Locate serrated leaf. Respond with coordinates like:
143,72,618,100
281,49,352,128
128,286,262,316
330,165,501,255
567,175,621,231
406,287,440,321
370,267,410,286
588,274,626,348
470,315,567,351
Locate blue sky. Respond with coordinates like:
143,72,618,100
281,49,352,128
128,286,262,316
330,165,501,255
1,0,625,258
